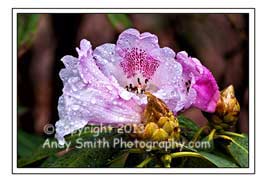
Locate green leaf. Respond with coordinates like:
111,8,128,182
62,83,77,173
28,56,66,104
43,135,121,168
199,151,238,168
18,14,40,49
178,115,200,140
17,129,44,158
18,138,63,167
227,134,249,167
42,146,113,168
107,14,132,31
182,157,216,168
108,152,129,168
18,126,108,167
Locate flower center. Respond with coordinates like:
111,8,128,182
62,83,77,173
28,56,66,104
125,77,149,94
120,47,160,79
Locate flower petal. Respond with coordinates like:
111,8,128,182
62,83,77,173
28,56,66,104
116,28,160,79
117,28,159,52
176,51,220,112
145,47,197,113
55,39,143,144
150,47,182,87
93,43,128,86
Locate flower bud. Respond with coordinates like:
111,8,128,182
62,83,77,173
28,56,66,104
162,121,177,134
158,116,169,128
130,92,180,143
151,128,169,141
144,122,158,139
204,85,240,130
161,154,172,167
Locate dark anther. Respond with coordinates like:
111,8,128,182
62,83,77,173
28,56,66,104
129,84,133,89
125,85,129,91
137,78,141,85
145,79,148,84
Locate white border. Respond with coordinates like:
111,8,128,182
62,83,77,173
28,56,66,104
12,8,255,174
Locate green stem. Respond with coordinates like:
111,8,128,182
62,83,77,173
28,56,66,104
192,126,209,142
170,152,203,159
208,128,216,141
136,156,153,168
221,131,245,138
215,134,233,141
128,148,144,154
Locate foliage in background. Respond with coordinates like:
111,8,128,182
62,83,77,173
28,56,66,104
17,14,40,57
107,14,132,31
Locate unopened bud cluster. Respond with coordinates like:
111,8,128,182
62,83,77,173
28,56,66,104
131,92,180,142
204,85,240,130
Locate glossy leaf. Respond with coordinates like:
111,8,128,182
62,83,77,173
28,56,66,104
227,134,249,167
178,115,200,140
199,151,238,168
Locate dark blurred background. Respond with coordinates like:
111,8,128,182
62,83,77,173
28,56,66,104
17,13,249,144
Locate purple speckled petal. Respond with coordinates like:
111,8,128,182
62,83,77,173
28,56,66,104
116,28,160,79
176,51,220,112
55,39,143,144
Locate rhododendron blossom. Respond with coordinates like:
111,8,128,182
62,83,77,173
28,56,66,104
55,28,219,144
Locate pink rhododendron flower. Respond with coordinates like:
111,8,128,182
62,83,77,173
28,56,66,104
176,51,220,112
55,28,219,144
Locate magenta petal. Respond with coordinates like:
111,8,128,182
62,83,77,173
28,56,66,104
176,51,220,112
192,71,220,112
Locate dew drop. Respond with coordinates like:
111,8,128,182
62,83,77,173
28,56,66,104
72,105,80,111
106,85,113,91
91,98,96,104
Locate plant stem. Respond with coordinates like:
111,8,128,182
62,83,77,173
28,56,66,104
192,126,209,142
208,128,216,141
215,134,233,141
221,131,245,138
170,152,203,159
128,148,144,154
136,156,153,168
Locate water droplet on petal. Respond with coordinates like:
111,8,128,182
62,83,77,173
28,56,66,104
72,105,80,111
106,85,113,91
91,98,96,104
119,90,132,100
